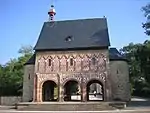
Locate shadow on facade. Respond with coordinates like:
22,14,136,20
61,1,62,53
42,80,58,102
86,80,104,101
64,80,81,101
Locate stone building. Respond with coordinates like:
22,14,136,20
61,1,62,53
23,17,131,102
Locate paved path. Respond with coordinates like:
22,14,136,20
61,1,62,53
0,109,150,113
0,97,150,113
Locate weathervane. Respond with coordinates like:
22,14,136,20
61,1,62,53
48,5,56,22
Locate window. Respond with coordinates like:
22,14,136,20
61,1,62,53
70,58,74,66
48,59,52,66
65,36,73,42
92,57,96,65
117,70,119,74
28,74,30,80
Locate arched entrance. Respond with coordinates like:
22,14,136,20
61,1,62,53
42,80,58,101
64,80,81,101
86,80,104,101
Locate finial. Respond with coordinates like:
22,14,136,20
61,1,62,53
48,5,56,21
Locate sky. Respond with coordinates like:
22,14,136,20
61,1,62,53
0,0,149,65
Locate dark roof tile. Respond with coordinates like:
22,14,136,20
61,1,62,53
34,18,110,50
24,54,35,65
109,48,127,61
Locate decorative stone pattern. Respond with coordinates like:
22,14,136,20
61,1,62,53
35,73,59,102
36,52,107,74
61,73,82,85
83,72,106,83
37,73,58,85
23,49,130,102
32,50,111,102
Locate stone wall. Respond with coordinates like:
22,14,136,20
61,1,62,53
0,96,22,105
109,61,131,101
22,65,34,102
22,49,131,102
34,49,111,102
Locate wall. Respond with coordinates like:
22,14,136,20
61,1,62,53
22,65,35,102
0,96,22,105
109,60,131,101
34,49,112,102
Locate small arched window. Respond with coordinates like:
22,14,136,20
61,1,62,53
92,57,96,65
48,59,52,66
28,74,30,80
70,58,74,66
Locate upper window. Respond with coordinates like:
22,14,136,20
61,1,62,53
65,36,73,42
92,57,96,65
48,59,52,66
28,74,30,80
70,58,74,66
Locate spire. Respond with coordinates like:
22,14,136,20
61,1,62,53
48,5,56,21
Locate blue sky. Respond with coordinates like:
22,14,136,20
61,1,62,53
0,0,149,65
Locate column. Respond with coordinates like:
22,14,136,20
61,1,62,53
59,84,64,102
81,82,87,102
36,82,41,102
33,74,37,102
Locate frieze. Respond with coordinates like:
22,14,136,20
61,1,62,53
82,72,106,83
61,74,82,85
36,53,107,73
37,73,58,84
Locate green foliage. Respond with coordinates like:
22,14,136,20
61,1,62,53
0,45,33,96
142,3,150,36
120,40,150,97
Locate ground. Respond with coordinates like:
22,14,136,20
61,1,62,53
0,97,150,113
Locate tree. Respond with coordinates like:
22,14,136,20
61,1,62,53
142,3,150,36
120,41,150,97
18,45,34,55
0,45,34,96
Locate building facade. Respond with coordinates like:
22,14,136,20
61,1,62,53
23,18,131,102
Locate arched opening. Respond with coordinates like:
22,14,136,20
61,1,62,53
42,80,58,102
64,80,81,101
86,80,104,101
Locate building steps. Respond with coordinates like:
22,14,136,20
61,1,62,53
16,102,126,111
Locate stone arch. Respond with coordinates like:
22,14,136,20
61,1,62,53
42,80,58,101
62,77,81,86
63,79,81,101
86,78,105,86
40,79,58,88
86,79,104,101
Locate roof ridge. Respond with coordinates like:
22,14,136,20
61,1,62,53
44,17,107,23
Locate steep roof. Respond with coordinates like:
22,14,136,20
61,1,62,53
24,54,35,65
25,48,127,65
34,18,110,50
109,48,127,61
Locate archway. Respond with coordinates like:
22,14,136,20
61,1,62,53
86,80,104,101
42,80,58,101
64,80,81,101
